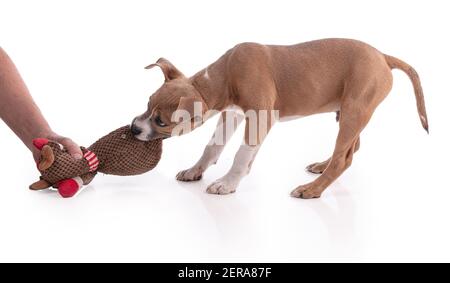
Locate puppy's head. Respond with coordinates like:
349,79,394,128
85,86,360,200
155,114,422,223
131,58,208,141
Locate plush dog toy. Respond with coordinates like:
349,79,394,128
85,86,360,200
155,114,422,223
29,126,162,198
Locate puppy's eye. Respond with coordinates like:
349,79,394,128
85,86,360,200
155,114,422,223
154,116,166,127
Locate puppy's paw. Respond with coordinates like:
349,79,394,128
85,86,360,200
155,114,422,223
176,167,203,182
290,183,323,199
206,178,237,195
305,161,328,174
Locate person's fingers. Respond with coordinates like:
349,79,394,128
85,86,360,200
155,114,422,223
56,137,82,159
42,132,82,159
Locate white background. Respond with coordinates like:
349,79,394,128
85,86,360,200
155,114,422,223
0,0,449,262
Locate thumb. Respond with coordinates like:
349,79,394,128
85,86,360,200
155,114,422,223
57,137,83,159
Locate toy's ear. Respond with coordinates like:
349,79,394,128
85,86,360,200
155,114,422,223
145,58,185,82
29,179,51,190
38,145,55,171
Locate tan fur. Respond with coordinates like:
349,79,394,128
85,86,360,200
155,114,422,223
134,38,428,198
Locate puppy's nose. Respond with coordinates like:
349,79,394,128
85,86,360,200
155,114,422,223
131,123,142,136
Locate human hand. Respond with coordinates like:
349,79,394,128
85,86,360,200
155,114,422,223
32,131,82,162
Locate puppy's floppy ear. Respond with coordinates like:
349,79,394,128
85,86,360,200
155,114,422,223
175,95,208,123
145,58,185,82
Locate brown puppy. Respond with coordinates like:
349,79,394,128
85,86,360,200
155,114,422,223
131,38,428,199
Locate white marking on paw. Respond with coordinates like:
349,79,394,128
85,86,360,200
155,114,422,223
206,144,260,195
176,167,203,181
206,178,238,195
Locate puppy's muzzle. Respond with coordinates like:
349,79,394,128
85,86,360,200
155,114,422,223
130,120,142,136
131,117,152,141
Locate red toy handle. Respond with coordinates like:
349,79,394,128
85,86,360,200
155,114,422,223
33,138,49,150
57,178,81,198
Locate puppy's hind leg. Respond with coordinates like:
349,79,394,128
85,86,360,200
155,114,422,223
305,111,339,174
306,158,331,174
176,111,244,182
292,78,391,199
292,111,365,199
306,137,360,174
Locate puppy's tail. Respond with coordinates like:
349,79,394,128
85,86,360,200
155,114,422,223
384,54,429,133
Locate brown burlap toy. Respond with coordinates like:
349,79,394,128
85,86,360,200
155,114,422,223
29,126,162,198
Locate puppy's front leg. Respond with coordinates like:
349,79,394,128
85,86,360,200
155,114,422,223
206,143,260,195
206,113,274,195
176,111,244,182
